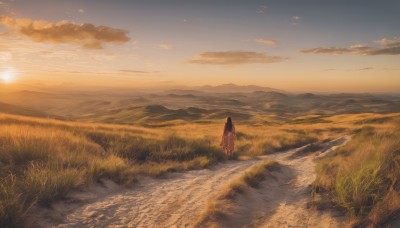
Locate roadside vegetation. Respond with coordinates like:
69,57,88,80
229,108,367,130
313,114,400,227
0,114,224,227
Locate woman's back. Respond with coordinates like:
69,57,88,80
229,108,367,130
221,117,236,158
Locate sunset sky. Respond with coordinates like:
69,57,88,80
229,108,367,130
0,0,399,92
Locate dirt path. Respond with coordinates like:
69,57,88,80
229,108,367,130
251,136,351,227
33,159,262,227
31,136,350,227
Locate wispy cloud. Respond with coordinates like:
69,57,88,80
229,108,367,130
256,5,267,14
0,1,15,15
299,37,400,56
323,67,374,72
375,37,400,47
0,51,12,62
357,67,374,71
255,38,278,45
78,9,85,13
290,16,301,25
299,47,352,55
0,14,130,49
187,51,287,66
158,44,173,50
119,69,150,74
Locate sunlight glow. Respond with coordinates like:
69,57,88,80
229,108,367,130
1,69,15,84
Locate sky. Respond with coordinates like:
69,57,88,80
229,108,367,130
0,0,399,92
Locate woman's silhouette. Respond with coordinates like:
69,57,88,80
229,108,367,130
220,117,236,159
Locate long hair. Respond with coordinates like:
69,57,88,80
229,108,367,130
224,117,233,133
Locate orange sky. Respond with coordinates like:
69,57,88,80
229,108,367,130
0,0,399,92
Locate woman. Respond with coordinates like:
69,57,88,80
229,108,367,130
220,116,236,159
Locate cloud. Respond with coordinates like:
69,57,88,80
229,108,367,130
299,37,400,56
158,44,173,50
255,38,278,45
78,9,85,13
0,15,130,49
357,67,374,71
375,37,400,47
290,16,301,25
0,2,14,15
0,51,12,62
365,46,400,55
120,69,150,74
299,47,352,54
323,67,374,72
187,51,287,66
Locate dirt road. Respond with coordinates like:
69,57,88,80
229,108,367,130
31,136,350,227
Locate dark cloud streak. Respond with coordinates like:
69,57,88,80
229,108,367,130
299,37,400,56
299,47,351,54
188,51,287,66
120,70,150,74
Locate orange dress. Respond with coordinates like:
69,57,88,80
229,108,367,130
221,125,235,151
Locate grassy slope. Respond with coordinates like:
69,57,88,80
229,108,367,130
0,112,399,226
0,112,322,227
0,101,50,118
0,114,224,227
313,114,400,226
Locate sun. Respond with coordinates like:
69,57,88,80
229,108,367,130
1,69,15,84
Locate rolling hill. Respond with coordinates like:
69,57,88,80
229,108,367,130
0,101,50,118
0,85,399,125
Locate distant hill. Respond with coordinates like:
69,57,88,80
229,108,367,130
163,89,205,95
8,90,57,98
196,83,286,93
0,101,50,118
1,87,399,124
163,84,286,94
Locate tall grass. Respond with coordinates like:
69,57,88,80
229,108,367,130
0,115,224,227
314,123,400,226
0,174,32,228
1,112,398,226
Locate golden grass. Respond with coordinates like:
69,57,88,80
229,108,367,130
169,122,330,157
0,114,225,227
1,112,399,226
313,115,400,226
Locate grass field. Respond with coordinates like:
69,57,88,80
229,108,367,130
313,114,400,226
0,112,399,226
